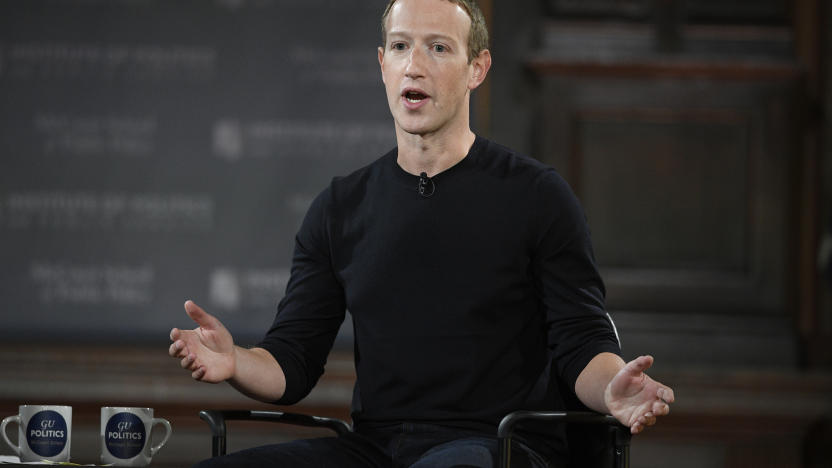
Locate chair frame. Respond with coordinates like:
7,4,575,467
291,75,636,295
497,410,630,468
199,409,630,468
199,410,352,458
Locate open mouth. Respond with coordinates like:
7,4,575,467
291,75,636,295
404,90,428,103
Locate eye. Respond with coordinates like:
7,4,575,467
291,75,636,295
391,42,406,51
432,44,447,53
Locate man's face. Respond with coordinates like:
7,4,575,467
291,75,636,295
378,0,485,137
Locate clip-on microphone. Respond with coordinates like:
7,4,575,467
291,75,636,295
418,172,435,198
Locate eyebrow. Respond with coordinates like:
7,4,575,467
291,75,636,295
387,30,459,45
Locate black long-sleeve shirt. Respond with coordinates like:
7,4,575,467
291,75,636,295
258,136,620,430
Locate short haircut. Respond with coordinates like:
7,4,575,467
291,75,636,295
380,0,489,63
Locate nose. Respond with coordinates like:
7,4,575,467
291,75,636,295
405,46,426,79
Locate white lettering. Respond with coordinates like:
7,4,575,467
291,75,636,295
29,429,65,438
108,431,143,440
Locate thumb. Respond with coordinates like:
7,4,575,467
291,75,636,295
184,300,220,330
624,355,654,376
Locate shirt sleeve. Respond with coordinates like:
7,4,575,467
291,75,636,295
531,169,621,392
256,186,346,405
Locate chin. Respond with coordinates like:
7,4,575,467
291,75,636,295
400,127,437,137
395,119,439,136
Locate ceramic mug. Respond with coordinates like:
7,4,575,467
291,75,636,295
100,407,171,466
1,405,72,462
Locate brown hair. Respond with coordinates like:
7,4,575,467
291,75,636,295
380,0,489,63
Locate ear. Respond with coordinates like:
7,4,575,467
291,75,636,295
467,49,491,91
378,46,386,84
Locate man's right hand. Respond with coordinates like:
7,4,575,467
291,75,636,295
169,300,236,383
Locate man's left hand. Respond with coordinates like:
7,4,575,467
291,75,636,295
604,355,674,434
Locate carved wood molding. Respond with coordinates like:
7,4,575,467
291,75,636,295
527,57,802,81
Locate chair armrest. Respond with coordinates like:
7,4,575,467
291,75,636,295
199,409,352,457
497,411,631,468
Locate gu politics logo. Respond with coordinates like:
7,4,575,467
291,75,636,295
26,410,68,457
105,412,146,459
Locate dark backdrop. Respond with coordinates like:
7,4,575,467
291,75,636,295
0,0,392,344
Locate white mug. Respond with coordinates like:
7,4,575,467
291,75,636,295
100,407,171,466
1,405,72,463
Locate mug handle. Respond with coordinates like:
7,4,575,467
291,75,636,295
149,418,172,457
1,415,21,456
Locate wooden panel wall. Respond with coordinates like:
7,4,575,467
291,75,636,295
536,73,800,367
489,0,832,466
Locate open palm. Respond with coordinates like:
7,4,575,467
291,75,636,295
605,355,674,434
168,300,236,383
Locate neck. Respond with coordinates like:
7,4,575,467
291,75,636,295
395,126,476,177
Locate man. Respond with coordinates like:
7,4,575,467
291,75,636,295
169,0,675,466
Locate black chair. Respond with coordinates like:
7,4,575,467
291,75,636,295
199,408,630,468
496,410,630,468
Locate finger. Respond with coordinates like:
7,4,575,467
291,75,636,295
652,399,670,416
170,328,181,341
624,355,654,376
169,340,187,358
192,367,206,381
168,341,179,357
658,386,675,404
636,413,655,427
180,353,196,370
631,422,642,434
184,300,221,330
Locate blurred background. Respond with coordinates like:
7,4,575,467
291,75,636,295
0,0,830,466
